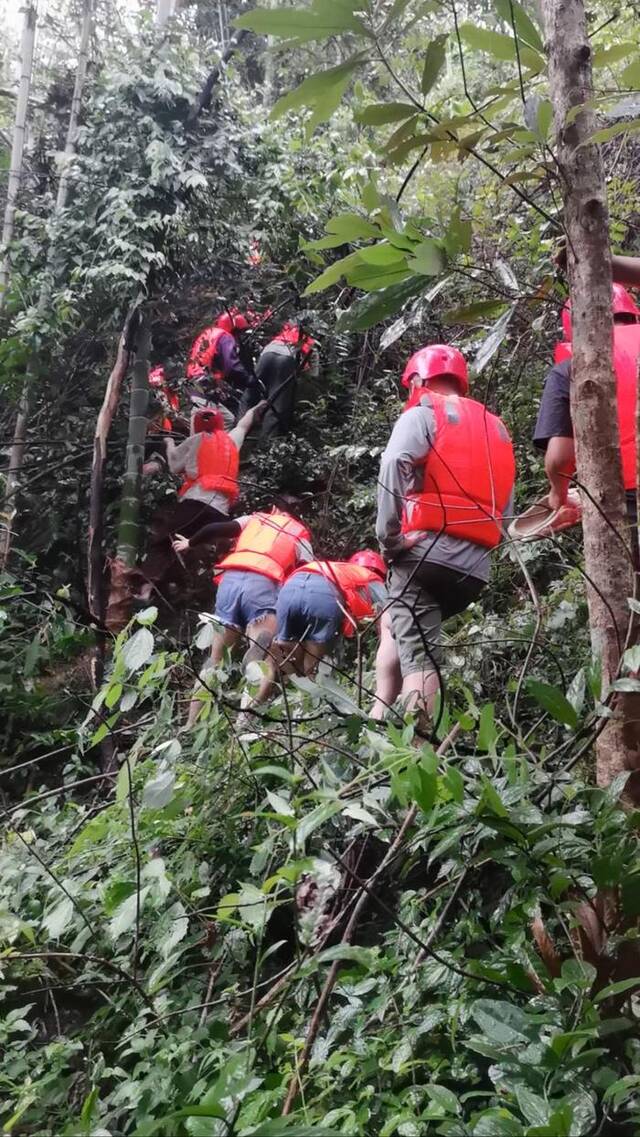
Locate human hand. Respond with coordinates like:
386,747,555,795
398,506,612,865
172,534,190,554
547,488,567,512
253,399,269,420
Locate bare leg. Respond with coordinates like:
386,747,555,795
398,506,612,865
370,614,402,720
187,625,240,727
301,641,328,676
244,614,277,704
400,668,440,718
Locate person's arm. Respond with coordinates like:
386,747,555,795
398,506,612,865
611,255,640,289
376,402,435,558
545,437,576,510
172,516,249,554
229,401,268,449
165,435,197,476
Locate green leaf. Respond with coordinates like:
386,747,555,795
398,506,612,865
304,250,361,294
459,23,543,70
515,1086,549,1126
407,754,437,813
326,211,381,240
471,998,540,1046
421,34,448,96
444,764,464,803
104,682,122,709
445,207,472,255
622,59,640,87
592,42,637,69
135,605,157,626
407,239,444,276
357,242,408,266
116,755,136,803
356,102,417,125
121,627,154,672
235,2,369,44
477,703,497,751
581,118,640,146
494,0,544,52
142,768,176,810
442,298,509,324
296,800,343,843
594,976,640,1003
271,60,360,134
426,1084,459,1114
42,897,74,939
335,274,427,330
347,260,412,291
110,888,149,939
472,306,514,375
526,679,578,728
478,778,509,818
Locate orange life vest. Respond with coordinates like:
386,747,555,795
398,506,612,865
178,430,239,502
554,325,640,491
401,390,515,548
298,560,380,637
186,326,229,382
271,327,315,362
217,511,311,583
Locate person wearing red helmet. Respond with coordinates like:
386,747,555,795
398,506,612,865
185,308,254,416
242,319,320,440
172,505,315,725
140,400,266,599
377,344,515,722
534,284,640,519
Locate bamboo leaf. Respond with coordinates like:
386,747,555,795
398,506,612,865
494,0,544,52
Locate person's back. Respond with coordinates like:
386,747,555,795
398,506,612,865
252,322,319,439
377,344,515,720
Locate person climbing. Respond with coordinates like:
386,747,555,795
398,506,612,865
143,366,188,477
377,344,515,723
140,401,266,598
172,507,314,725
268,550,395,710
186,309,256,416
534,285,640,530
243,319,319,440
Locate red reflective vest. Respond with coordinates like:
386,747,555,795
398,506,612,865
178,431,239,502
186,326,229,381
271,327,316,363
217,511,311,583
401,390,515,548
298,560,380,637
554,325,640,491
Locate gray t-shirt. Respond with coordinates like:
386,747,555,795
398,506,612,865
167,423,248,514
376,395,511,584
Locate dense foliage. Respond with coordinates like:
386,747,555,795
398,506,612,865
1,0,640,1133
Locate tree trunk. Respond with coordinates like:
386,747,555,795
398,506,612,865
87,307,141,625
155,0,174,28
0,0,92,569
542,0,640,797
0,1,36,308
105,319,151,634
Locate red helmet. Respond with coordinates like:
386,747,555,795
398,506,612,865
149,365,166,387
401,344,469,395
561,283,639,341
215,308,250,334
348,549,386,579
193,408,224,433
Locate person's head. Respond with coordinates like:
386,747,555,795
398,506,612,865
561,283,640,340
192,407,224,435
401,344,469,397
272,492,305,520
348,549,386,580
215,308,250,335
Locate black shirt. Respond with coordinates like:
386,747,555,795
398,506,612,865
533,359,572,450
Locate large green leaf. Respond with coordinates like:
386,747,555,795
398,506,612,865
407,238,443,275
592,42,637,69
442,298,509,324
581,118,640,146
494,0,543,52
304,250,361,294
336,274,428,330
459,23,544,70
526,679,578,728
347,260,413,291
421,34,448,95
356,101,417,125
271,59,361,134
235,1,369,44
325,211,381,240
357,242,408,266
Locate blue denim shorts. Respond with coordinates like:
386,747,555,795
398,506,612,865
215,570,279,630
275,572,342,644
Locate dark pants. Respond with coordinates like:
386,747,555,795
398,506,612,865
255,353,299,440
142,499,227,593
388,554,485,676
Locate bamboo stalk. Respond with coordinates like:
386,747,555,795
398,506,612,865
0,1,36,307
